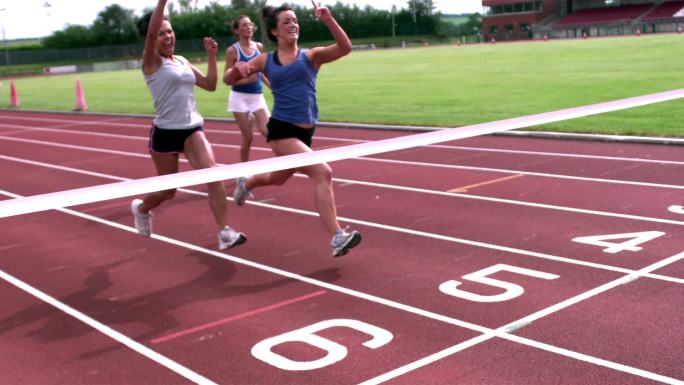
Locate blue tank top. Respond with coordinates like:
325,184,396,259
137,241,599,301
232,42,263,94
264,49,318,125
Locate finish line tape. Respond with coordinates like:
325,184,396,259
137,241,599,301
2,88,684,219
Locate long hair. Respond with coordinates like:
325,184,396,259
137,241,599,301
137,11,170,39
262,5,293,42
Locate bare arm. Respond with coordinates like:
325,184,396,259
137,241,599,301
142,0,167,75
257,42,271,88
224,53,267,86
223,44,260,86
307,2,352,70
190,37,218,91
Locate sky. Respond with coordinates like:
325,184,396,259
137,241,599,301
0,0,482,40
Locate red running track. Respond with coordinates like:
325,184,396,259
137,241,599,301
0,110,683,384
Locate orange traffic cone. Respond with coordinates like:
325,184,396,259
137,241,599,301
10,80,19,108
75,78,87,111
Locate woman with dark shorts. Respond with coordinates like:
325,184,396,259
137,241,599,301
225,2,361,258
131,0,246,251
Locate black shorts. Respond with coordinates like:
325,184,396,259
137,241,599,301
148,125,203,154
267,118,315,147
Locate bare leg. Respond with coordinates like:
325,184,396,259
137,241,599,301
246,138,339,236
139,152,179,213
234,111,253,162
184,131,227,230
252,108,270,137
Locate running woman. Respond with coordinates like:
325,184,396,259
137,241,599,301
224,15,270,163
131,0,246,251
225,2,361,257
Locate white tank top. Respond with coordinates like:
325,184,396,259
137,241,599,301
144,55,203,129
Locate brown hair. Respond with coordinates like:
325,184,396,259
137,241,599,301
231,15,256,37
262,5,294,42
137,11,170,38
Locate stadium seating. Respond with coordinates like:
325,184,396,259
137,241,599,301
642,0,684,21
555,3,653,26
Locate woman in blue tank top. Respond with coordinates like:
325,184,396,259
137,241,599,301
224,15,270,163
224,3,362,258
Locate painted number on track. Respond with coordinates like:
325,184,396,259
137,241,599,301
251,319,393,371
439,263,560,303
572,231,665,254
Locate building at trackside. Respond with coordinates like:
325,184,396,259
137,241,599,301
481,0,684,41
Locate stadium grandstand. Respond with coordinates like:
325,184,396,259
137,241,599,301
482,0,684,41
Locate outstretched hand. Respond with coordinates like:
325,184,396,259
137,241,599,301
311,0,332,22
203,37,218,55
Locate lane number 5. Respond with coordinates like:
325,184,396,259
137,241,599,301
440,264,560,303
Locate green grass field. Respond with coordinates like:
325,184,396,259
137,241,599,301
1,33,683,136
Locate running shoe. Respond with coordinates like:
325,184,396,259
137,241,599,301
331,227,362,257
218,226,247,251
233,176,253,206
131,199,152,237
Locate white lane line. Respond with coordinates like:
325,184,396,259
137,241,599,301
2,154,683,287
3,136,684,230
0,188,492,336
359,156,684,190
4,114,684,166
4,124,684,193
3,88,684,218
360,251,684,385
0,268,216,385
3,188,681,385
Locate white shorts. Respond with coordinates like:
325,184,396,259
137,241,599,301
228,91,269,113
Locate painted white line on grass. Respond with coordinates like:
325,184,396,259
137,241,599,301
2,154,683,286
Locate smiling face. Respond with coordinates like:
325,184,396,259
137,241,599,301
156,20,175,58
273,10,299,43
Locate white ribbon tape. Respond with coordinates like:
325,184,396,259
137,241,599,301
2,88,683,219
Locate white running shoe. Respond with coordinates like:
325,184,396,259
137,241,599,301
131,199,152,237
331,227,362,257
233,176,253,206
218,226,247,251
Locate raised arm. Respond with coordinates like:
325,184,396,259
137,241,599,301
307,1,352,69
190,37,219,91
142,0,168,75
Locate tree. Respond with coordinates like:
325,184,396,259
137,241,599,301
90,4,138,45
42,25,91,48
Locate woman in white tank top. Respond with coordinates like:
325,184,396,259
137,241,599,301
130,0,246,252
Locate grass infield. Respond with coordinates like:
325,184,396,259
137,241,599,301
1,33,683,136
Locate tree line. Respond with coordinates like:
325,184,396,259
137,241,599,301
41,0,482,49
